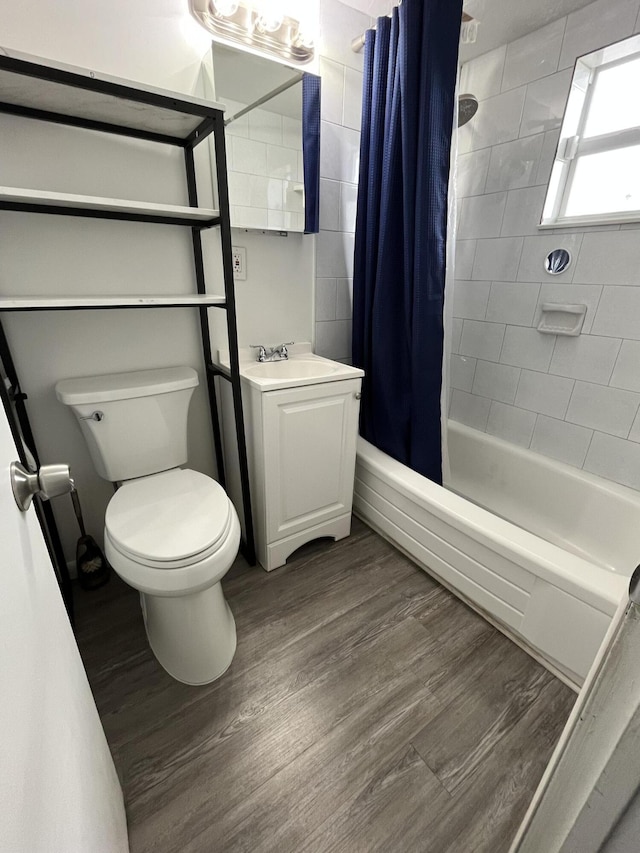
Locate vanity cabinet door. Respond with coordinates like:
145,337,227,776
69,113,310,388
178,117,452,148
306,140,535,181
261,378,361,543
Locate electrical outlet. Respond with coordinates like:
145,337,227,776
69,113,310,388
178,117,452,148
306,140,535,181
232,246,247,281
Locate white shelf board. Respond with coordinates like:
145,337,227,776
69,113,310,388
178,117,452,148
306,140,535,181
0,186,219,223
0,295,226,311
0,47,226,141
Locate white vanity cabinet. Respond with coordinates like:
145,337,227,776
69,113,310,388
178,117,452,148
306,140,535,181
218,347,364,571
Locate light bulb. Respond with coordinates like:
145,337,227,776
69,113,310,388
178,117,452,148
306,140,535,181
212,0,240,16
293,25,314,49
293,4,317,49
254,0,284,32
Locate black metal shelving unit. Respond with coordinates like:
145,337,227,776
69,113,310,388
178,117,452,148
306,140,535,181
0,52,256,621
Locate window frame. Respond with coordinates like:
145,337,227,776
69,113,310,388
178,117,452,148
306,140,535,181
540,35,640,229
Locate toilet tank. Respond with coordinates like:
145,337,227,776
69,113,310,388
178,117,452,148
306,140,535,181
55,367,199,482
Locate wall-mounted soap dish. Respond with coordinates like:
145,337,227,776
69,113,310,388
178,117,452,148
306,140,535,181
537,303,587,336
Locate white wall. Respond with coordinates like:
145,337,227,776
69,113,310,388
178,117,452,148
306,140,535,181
451,0,640,492
315,0,370,363
0,0,314,562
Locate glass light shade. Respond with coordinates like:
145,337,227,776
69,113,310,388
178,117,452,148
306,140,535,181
254,0,284,32
211,0,240,15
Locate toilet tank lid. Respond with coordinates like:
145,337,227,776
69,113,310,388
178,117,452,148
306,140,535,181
55,366,198,405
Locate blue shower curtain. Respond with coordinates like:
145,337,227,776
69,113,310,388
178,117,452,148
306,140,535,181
352,0,461,484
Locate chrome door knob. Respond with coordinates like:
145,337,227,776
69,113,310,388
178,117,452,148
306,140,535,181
10,461,74,512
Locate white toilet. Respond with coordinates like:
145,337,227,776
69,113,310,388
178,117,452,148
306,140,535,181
55,366,240,685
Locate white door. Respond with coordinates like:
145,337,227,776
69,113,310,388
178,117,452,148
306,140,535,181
0,402,129,852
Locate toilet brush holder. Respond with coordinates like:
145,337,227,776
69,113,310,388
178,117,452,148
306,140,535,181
70,488,110,590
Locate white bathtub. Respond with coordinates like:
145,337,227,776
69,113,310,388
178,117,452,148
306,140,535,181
354,422,639,687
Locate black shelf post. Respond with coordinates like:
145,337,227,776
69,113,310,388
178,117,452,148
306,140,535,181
184,116,256,566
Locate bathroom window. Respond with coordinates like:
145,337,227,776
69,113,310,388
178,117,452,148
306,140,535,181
541,35,640,228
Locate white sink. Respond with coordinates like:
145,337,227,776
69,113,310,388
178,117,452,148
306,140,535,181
243,359,340,380
216,344,364,392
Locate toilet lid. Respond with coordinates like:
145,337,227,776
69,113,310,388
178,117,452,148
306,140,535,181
105,469,232,566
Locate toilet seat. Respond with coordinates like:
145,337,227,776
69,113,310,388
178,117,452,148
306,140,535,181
106,468,232,567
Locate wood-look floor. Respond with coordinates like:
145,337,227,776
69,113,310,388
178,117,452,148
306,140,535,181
75,518,576,853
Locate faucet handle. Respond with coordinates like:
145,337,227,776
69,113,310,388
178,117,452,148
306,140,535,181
275,341,294,358
250,344,267,362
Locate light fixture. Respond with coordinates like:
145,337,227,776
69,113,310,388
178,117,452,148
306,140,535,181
189,0,315,64
254,0,284,33
211,0,239,15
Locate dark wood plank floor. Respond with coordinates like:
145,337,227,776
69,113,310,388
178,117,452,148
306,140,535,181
75,518,576,853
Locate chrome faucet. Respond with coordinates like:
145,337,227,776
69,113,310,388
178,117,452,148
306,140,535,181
250,342,294,362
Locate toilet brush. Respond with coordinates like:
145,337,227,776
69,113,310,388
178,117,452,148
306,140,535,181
70,486,110,590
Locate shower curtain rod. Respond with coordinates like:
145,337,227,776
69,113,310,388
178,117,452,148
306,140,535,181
224,72,304,126
351,8,473,53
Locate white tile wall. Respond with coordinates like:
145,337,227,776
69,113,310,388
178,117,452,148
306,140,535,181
501,19,566,92
486,281,540,325
610,340,640,392
485,134,544,193
339,182,358,232
459,46,506,101
320,178,341,230
450,389,492,430
558,0,640,70
573,229,640,285
317,230,355,278
472,236,523,280
520,69,573,138
566,382,640,437
583,431,640,490
459,192,507,239
320,57,344,124
501,185,548,237
487,401,537,447
500,326,555,371
457,148,491,198
530,415,593,467
460,319,506,361
514,369,574,418
343,67,363,131
315,318,352,359
451,318,463,354
315,0,369,358
471,87,527,150
316,277,337,321
455,239,477,279
336,278,353,320
450,354,477,392
472,360,520,404
453,280,491,320
320,120,360,183
549,335,621,384
450,0,640,492
591,287,640,339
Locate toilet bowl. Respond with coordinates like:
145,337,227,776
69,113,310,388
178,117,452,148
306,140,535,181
104,468,240,684
55,366,241,685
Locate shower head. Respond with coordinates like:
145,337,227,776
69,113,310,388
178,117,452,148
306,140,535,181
458,94,478,127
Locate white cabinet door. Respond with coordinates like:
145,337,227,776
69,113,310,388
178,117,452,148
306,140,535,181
262,378,361,542
0,402,128,852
